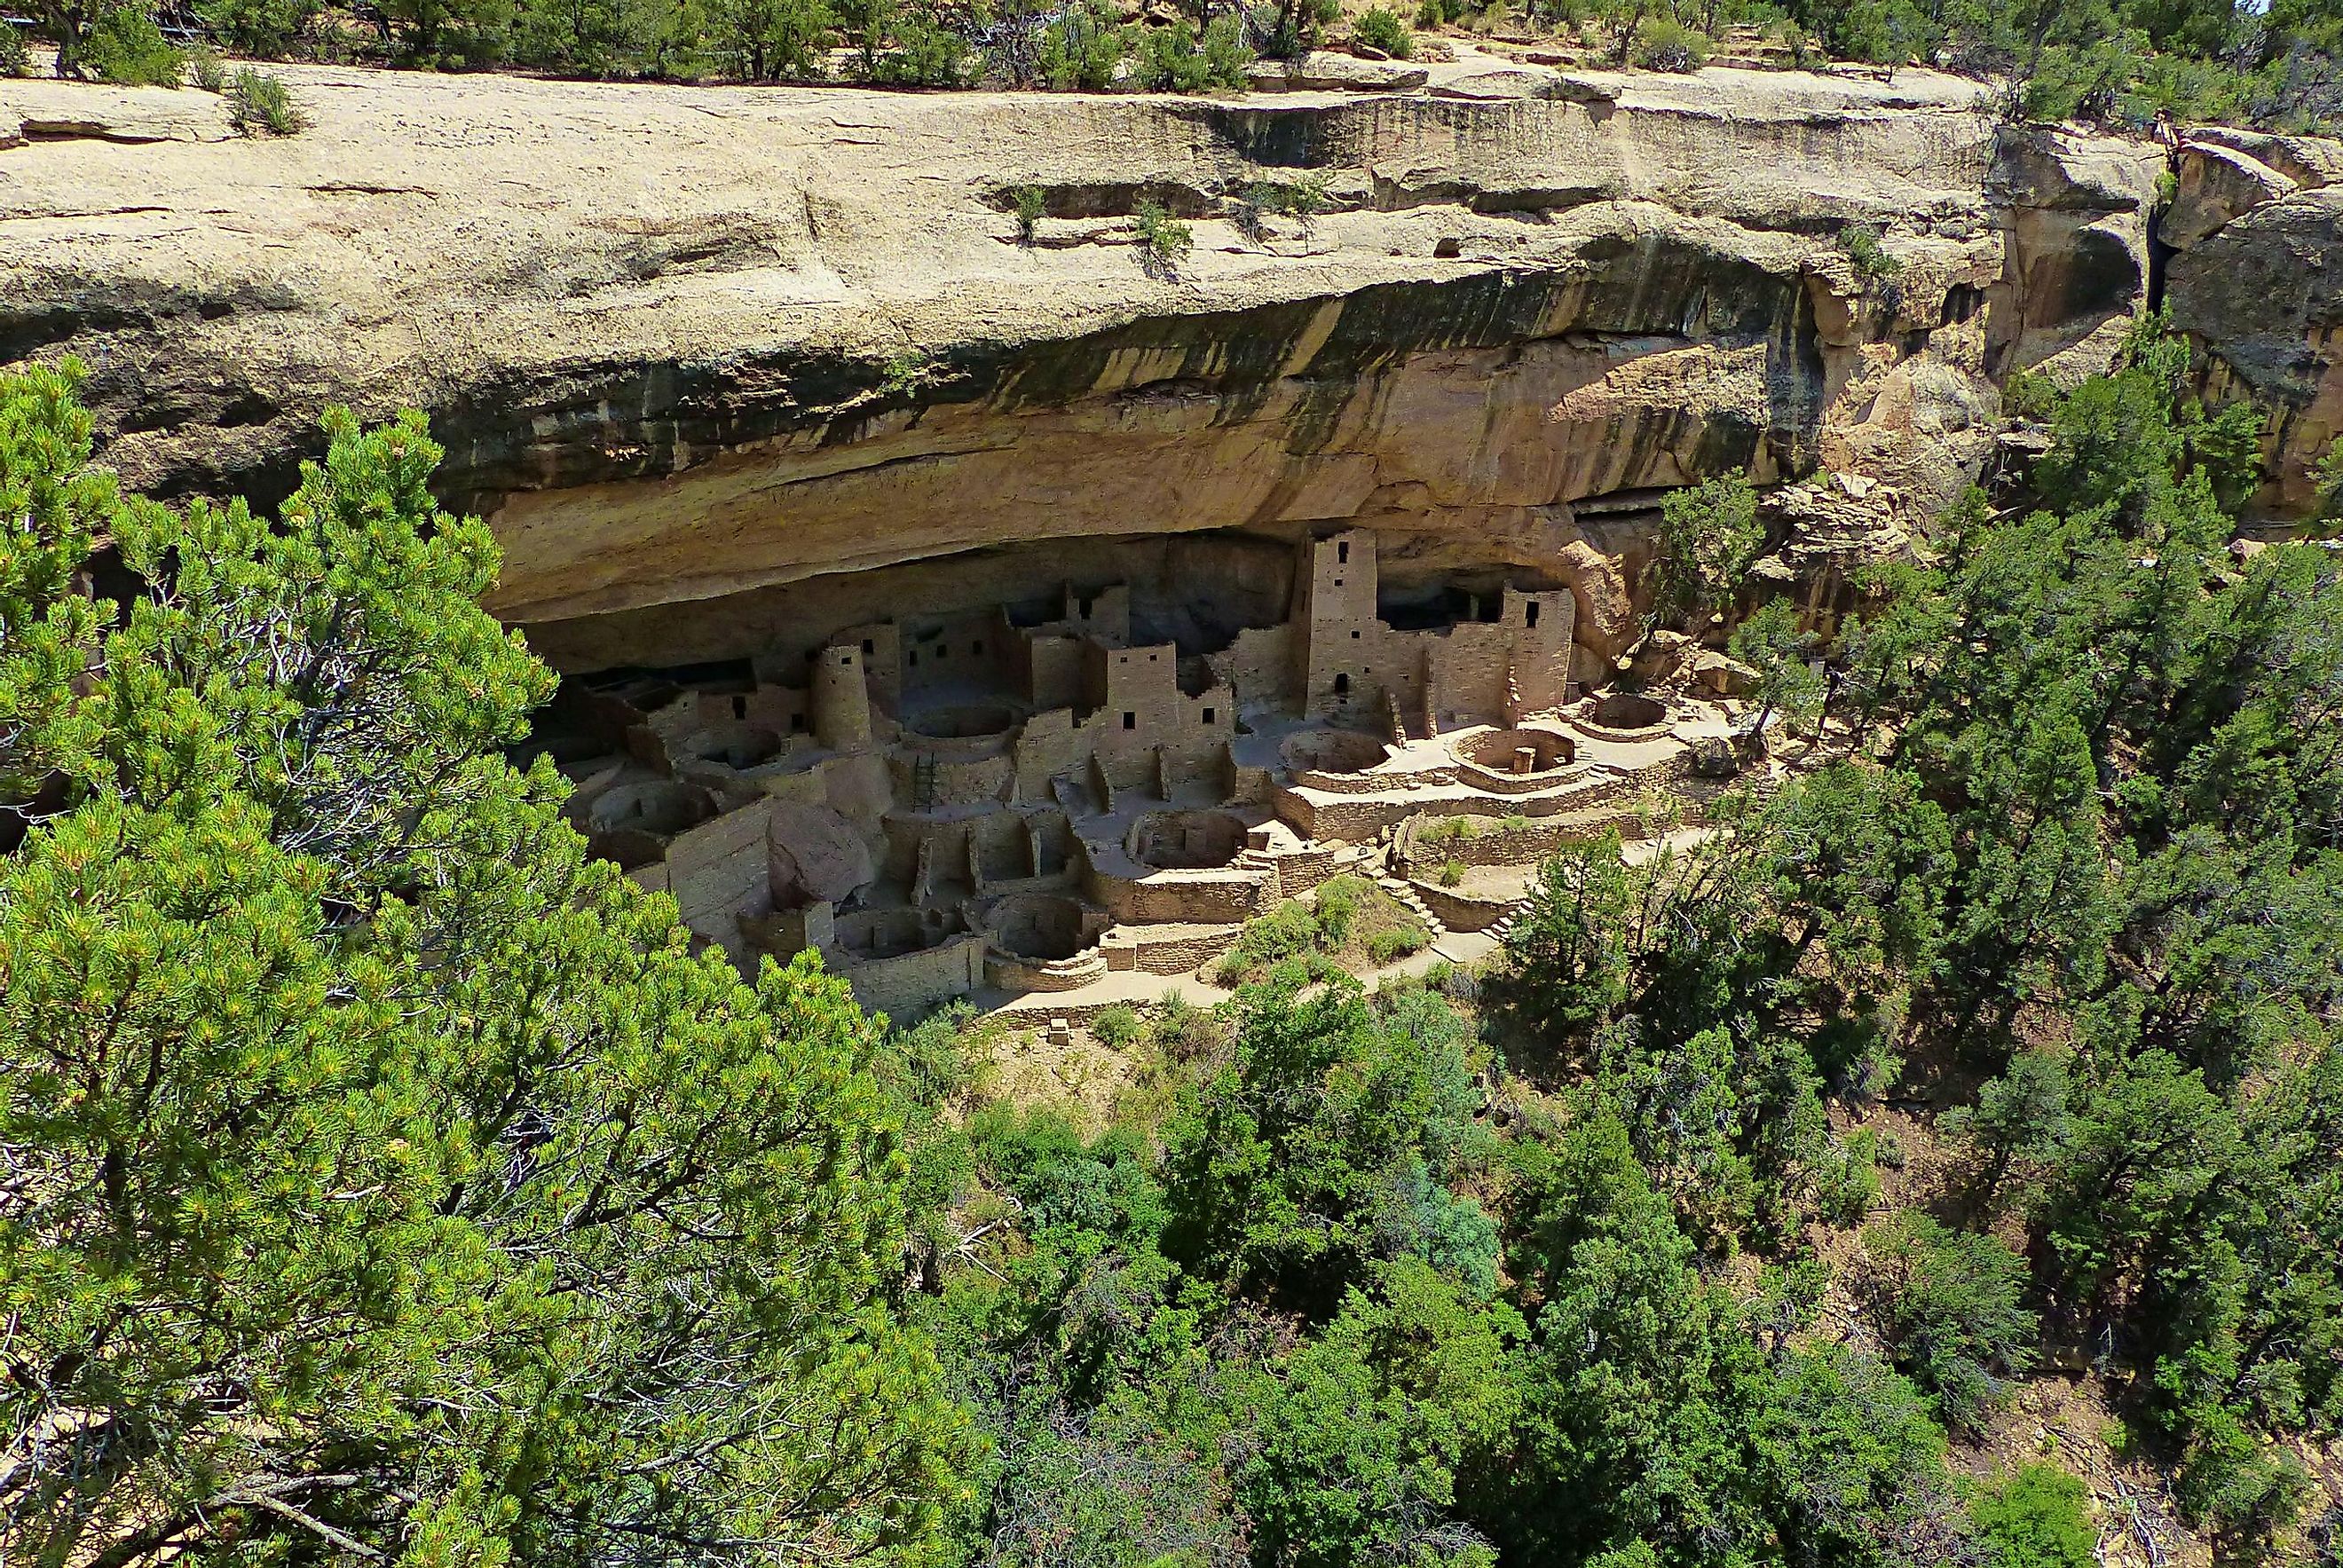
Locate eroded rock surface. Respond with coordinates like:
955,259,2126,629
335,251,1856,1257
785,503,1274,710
2,61,2331,668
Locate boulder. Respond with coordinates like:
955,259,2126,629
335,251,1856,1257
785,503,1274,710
1244,51,1430,91
2163,142,2297,250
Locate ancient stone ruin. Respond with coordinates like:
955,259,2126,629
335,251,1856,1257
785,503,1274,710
527,526,1747,1016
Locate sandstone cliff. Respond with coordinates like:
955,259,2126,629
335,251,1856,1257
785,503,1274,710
2,58,2326,670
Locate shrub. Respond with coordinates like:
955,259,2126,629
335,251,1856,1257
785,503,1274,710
1352,3,1411,55
1839,221,1905,282
1367,924,1428,965
0,20,28,75
1439,858,1465,887
227,67,303,134
1313,875,1367,947
1216,901,1322,983
186,43,226,90
1133,200,1193,272
1091,1005,1144,1051
1132,12,1251,90
1968,1464,2097,1568
194,0,319,56
1008,185,1047,243
1632,16,1705,71
1863,1213,2039,1432
84,7,185,84
2003,367,2061,422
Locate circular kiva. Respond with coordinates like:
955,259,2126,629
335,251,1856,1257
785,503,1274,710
1593,690,1668,729
988,892,1098,961
679,721,786,769
1456,727,1574,775
903,702,1020,739
587,778,714,837
1280,727,1390,775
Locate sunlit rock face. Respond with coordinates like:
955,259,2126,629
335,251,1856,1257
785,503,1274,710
14,59,2328,679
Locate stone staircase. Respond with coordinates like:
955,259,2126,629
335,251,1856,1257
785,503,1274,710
1377,875,1443,935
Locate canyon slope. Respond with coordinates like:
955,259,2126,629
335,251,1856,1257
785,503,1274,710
4,59,2336,670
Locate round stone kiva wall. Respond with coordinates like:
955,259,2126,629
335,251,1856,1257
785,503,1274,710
1281,728,1390,775
1456,728,1574,774
989,893,1096,961
905,702,1019,739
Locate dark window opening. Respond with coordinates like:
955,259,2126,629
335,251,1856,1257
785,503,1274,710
840,653,854,666
1148,652,1158,662
1334,578,1344,588
1203,706,1216,725
791,713,807,732
862,638,874,655
972,640,983,656
1333,674,1351,698
1078,595,1094,618
732,694,747,720
906,650,917,667
1351,629,1361,640
1337,540,1350,563
1526,601,1540,628
1122,712,1137,730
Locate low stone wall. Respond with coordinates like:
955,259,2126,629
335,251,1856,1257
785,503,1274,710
1291,763,1456,795
1102,924,1242,975
1085,865,1273,926
1452,759,1593,796
1408,879,1516,932
841,932,987,1020
985,946,1109,993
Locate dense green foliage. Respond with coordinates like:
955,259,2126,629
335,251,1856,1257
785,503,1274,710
0,363,966,1564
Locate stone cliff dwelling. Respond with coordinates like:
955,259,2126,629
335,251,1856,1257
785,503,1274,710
530,525,1751,1018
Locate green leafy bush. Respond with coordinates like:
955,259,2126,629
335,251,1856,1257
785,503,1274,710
227,66,303,133
1839,220,1904,281
194,0,319,56
1631,16,1705,70
1968,1464,2098,1568
1133,199,1193,272
1352,3,1412,55
83,6,185,84
1863,1213,2039,1432
185,43,226,88
1091,1004,1144,1051
0,19,30,74
1006,183,1048,242
1439,857,1465,887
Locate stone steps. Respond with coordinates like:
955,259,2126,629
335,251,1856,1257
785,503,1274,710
1377,875,1444,934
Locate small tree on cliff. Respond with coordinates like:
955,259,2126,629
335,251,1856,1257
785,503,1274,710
1652,473,1764,630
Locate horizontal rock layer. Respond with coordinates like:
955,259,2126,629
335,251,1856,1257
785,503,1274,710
3,59,2327,667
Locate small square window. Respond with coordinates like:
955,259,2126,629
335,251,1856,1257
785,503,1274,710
1203,706,1216,724
840,653,854,666
1148,652,1157,662
1122,712,1136,730
790,713,807,732
1351,629,1361,640
1334,578,1344,587
862,638,875,654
